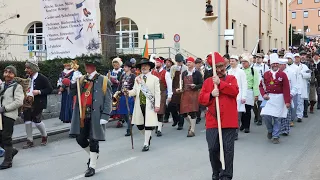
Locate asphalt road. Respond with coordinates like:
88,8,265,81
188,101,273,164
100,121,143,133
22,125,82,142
2,110,320,180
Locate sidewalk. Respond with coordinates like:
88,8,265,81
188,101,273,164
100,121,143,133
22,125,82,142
12,118,70,144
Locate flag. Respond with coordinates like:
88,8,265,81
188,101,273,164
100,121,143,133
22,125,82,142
142,39,149,59
251,38,260,56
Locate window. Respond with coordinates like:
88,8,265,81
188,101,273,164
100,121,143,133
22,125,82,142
292,12,296,19
27,22,45,52
318,25,320,31
292,26,296,30
232,20,236,47
274,0,278,19
304,26,309,33
297,0,302,4
116,18,139,49
318,10,320,17
280,2,283,23
243,25,247,49
315,0,319,3
304,11,308,18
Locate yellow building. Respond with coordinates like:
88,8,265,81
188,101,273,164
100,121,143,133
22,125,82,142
0,0,287,60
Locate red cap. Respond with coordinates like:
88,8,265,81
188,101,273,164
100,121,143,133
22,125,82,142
155,58,164,63
186,57,195,63
206,52,224,67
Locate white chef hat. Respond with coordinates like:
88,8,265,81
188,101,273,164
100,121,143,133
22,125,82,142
230,55,239,61
284,52,294,60
293,53,300,58
269,53,279,64
279,58,288,65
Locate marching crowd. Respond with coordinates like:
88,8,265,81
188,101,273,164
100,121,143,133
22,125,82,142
0,45,319,179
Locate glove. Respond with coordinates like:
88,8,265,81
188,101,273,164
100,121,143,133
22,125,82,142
100,119,108,125
0,107,5,113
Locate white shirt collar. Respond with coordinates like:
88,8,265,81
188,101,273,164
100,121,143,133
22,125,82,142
32,72,39,80
187,68,195,74
88,71,97,80
141,71,151,77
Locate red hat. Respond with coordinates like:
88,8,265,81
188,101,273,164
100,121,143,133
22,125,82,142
186,57,195,63
155,58,164,63
206,52,224,67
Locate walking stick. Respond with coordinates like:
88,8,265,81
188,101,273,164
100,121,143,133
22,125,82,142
0,115,2,130
211,53,225,170
124,89,134,149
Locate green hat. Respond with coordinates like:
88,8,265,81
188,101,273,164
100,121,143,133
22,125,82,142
84,57,101,66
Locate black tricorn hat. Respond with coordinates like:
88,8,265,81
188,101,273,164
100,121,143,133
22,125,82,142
136,58,155,69
84,57,101,66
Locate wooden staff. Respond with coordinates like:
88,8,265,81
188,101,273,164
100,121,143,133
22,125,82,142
124,89,134,149
0,114,2,130
211,53,225,170
77,78,82,121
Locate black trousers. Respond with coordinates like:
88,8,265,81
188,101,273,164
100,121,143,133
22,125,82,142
167,102,181,123
241,105,252,129
137,104,154,131
253,101,262,121
182,112,197,119
303,100,309,115
157,114,163,122
164,106,170,120
206,128,236,180
0,116,14,148
76,119,99,153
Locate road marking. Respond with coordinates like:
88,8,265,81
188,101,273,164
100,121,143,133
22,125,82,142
66,156,137,180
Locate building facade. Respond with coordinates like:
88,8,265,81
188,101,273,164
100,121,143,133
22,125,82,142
289,0,320,38
0,0,286,61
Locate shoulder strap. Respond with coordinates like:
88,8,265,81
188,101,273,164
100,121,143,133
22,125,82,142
251,67,254,76
102,76,108,96
12,83,18,98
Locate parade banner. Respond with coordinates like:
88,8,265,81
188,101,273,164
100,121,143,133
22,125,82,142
41,0,100,59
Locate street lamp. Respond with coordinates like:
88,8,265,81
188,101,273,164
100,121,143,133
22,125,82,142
202,0,218,30
0,14,20,25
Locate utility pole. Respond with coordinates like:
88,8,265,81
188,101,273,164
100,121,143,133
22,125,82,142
225,0,229,54
286,0,288,49
259,0,262,53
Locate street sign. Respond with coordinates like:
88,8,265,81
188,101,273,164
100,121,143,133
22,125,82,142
224,29,234,40
174,42,180,51
174,34,180,42
143,33,165,40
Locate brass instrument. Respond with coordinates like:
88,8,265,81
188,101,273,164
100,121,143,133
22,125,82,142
112,91,121,110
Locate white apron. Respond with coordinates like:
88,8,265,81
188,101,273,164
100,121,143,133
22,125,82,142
237,100,246,112
245,89,254,106
261,93,288,118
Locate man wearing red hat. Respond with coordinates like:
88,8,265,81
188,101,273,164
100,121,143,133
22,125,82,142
199,52,239,180
151,57,173,137
178,57,203,137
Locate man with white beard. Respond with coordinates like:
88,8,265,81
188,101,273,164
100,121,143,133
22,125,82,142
227,55,248,140
279,59,298,135
252,53,270,125
259,54,291,144
290,54,311,123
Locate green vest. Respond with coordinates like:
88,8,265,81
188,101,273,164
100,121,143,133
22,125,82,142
139,75,147,104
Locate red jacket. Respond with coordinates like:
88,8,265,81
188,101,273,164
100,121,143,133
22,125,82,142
259,71,291,104
199,75,239,129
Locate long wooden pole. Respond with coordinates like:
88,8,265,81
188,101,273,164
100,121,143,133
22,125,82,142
225,0,229,54
77,78,82,120
124,92,134,149
211,53,225,170
0,115,3,130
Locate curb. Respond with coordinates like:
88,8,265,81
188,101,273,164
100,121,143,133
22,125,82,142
12,127,70,144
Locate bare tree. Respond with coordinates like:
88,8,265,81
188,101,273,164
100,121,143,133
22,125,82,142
99,0,116,66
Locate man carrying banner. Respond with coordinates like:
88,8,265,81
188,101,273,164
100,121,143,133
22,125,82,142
124,58,160,152
151,57,173,137
199,52,239,180
69,58,112,177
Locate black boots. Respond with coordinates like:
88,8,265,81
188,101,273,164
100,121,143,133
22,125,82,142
0,147,18,170
125,129,131,137
85,167,95,177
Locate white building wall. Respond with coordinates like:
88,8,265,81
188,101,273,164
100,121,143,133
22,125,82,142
0,0,286,60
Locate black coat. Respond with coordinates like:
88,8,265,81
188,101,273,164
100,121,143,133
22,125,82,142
181,69,203,90
32,73,53,109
